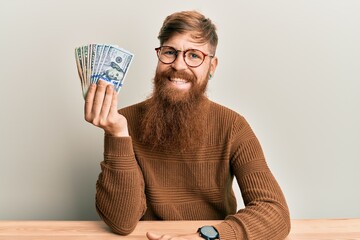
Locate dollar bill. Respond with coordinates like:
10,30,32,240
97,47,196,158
94,46,134,92
74,44,134,98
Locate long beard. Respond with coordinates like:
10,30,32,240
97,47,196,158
140,68,210,152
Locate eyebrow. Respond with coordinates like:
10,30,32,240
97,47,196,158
162,45,205,52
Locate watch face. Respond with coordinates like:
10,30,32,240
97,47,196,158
200,226,218,238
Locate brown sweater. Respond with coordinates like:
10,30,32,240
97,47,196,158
95,99,291,240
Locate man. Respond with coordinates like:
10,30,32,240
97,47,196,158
84,10,290,240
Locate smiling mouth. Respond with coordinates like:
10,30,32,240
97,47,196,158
169,78,189,85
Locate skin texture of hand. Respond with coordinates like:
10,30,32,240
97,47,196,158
146,232,203,240
84,80,129,137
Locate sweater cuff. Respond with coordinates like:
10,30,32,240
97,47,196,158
214,221,243,240
104,135,134,156
103,135,137,170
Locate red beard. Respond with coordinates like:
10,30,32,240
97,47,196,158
153,67,208,104
140,68,210,152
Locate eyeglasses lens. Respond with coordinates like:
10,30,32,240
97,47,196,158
158,47,205,67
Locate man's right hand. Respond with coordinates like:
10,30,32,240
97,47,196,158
84,80,129,137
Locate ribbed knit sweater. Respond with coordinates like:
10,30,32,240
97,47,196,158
95,99,291,240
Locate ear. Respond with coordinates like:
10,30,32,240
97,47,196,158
209,56,218,77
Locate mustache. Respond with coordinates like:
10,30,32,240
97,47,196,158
161,68,197,83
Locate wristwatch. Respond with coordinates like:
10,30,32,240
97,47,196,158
198,225,219,240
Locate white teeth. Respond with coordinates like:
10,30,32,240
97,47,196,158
170,78,187,84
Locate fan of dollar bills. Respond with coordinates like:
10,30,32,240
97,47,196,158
75,44,134,98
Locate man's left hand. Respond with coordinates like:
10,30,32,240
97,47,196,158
146,231,203,240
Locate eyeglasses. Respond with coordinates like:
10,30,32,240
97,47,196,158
155,46,214,68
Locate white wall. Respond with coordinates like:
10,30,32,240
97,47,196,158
1,0,359,220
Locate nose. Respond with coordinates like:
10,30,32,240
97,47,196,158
171,53,188,71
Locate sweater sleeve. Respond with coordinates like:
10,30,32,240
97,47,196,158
214,116,291,240
95,135,146,235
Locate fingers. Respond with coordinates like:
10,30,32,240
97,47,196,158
91,81,109,121
84,84,96,122
146,232,161,239
146,232,186,240
146,232,172,240
99,84,115,120
109,88,119,115
84,81,117,126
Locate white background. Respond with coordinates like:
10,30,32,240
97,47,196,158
1,0,359,220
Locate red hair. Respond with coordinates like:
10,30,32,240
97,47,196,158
158,11,218,54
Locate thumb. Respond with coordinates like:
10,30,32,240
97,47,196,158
146,231,162,239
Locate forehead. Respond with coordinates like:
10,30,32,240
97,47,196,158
163,32,211,52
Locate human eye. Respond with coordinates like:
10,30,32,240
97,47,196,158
162,47,176,56
187,50,202,60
